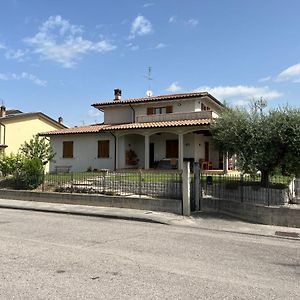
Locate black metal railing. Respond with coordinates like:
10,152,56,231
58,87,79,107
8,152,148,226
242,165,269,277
199,172,293,206
42,169,182,200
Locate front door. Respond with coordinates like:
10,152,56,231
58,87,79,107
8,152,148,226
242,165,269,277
166,140,178,158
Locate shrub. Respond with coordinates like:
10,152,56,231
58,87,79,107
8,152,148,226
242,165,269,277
14,158,44,190
0,154,22,177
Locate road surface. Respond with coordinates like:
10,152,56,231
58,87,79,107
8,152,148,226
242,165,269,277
0,208,299,299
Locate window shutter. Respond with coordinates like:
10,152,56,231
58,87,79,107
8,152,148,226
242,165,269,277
98,140,110,158
147,107,154,115
63,141,73,158
166,106,173,113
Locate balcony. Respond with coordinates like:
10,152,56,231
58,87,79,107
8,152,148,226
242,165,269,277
136,111,218,123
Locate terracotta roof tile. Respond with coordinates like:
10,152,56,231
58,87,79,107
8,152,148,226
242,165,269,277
92,92,223,107
41,119,211,136
103,119,211,130
40,123,110,136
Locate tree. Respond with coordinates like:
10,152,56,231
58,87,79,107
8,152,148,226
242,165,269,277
19,135,55,165
211,105,300,186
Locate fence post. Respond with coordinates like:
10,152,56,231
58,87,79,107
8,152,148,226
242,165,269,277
182,161,191,216
194,162,200,211
240,173,244,203
139,169,142,198
71,172,74,193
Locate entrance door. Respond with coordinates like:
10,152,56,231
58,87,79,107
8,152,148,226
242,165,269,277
149,143,155,168
166,140,178,158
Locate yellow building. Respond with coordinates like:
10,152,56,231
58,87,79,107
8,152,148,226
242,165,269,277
0,105,66,156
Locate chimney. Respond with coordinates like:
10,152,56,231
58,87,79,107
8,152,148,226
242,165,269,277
0,105,6,118
114,89,122,101
58,116,63,124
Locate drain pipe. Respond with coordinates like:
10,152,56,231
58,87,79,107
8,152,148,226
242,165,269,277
129,103,135,122
0,121,6,148
110,131,117,170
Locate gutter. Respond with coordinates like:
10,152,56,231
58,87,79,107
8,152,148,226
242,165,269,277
109,131,117,170
129,103,136,122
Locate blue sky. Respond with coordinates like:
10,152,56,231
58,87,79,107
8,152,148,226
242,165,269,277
0,0,300,126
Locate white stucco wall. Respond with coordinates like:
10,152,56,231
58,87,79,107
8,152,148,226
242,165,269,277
103,106,133,124
50,133,115,172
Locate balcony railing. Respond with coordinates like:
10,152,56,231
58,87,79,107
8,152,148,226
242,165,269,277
136,111,217,123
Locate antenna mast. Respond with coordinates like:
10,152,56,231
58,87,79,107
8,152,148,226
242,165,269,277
145,67,153,97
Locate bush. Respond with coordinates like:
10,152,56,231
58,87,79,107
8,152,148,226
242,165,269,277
0,154,22,177
14,158,44,190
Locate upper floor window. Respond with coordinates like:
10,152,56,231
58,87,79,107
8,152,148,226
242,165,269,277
201,103,211,111
147,106,173,115
98,140,110,158
63,141,73,158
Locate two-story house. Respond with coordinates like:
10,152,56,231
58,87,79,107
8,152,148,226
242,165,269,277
42,90,226,172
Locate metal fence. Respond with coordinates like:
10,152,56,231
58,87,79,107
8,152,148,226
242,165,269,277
42,169,182,200
199,172,292,206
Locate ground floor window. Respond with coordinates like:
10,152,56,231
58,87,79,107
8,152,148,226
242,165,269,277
98,140,110,158
63,141,73,158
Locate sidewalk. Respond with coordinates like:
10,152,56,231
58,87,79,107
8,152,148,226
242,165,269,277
0,198,299,240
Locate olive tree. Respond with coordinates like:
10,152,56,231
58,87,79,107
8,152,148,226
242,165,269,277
211,105,300,186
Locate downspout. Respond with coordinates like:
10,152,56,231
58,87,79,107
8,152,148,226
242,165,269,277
0,121,6,148
129,103,135,123
110,131,117,170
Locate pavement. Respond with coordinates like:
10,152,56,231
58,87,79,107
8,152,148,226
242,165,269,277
0,198,300,240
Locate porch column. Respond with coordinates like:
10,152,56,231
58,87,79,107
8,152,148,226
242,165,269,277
144,134,150,169
178,133,184,170
115,136,119,170
223,152,229,174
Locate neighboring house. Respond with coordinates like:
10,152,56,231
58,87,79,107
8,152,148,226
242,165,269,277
42,90,228,172
0,106,67,156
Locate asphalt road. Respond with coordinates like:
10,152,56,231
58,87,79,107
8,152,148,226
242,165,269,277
0,208,299,300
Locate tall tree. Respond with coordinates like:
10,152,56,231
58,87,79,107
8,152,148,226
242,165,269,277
211,105,300,186
19,134,55,165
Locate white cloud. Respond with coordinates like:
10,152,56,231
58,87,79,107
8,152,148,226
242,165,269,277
129,15,153,39
186,19,199,27
0,43,6,49
166,82,182,93
258,76,271,82
24,15,116,68
193,85,282,105
126,43,139,51
87,108,101,118
169,16,176,23
155,43,167,49
143,2,154,7
276,63,300,82
5,49,26,61
0,72,47,86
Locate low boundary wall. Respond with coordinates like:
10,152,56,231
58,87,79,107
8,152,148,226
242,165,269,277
202,197,300,228
0,189,182,215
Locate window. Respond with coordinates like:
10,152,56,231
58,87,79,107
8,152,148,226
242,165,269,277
63,141,73,158
147,106,173,115
98,140,110,158
201,103,211,111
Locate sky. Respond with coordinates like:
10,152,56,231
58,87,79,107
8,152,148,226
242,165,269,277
0,0,300,127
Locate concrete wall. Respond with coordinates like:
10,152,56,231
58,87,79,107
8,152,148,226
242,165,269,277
201,198,300,228
0,189,182,214
50,133,115,172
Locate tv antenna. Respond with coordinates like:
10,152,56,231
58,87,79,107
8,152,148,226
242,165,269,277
144,67,153,97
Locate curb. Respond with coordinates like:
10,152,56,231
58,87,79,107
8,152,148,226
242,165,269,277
0,204,169,225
